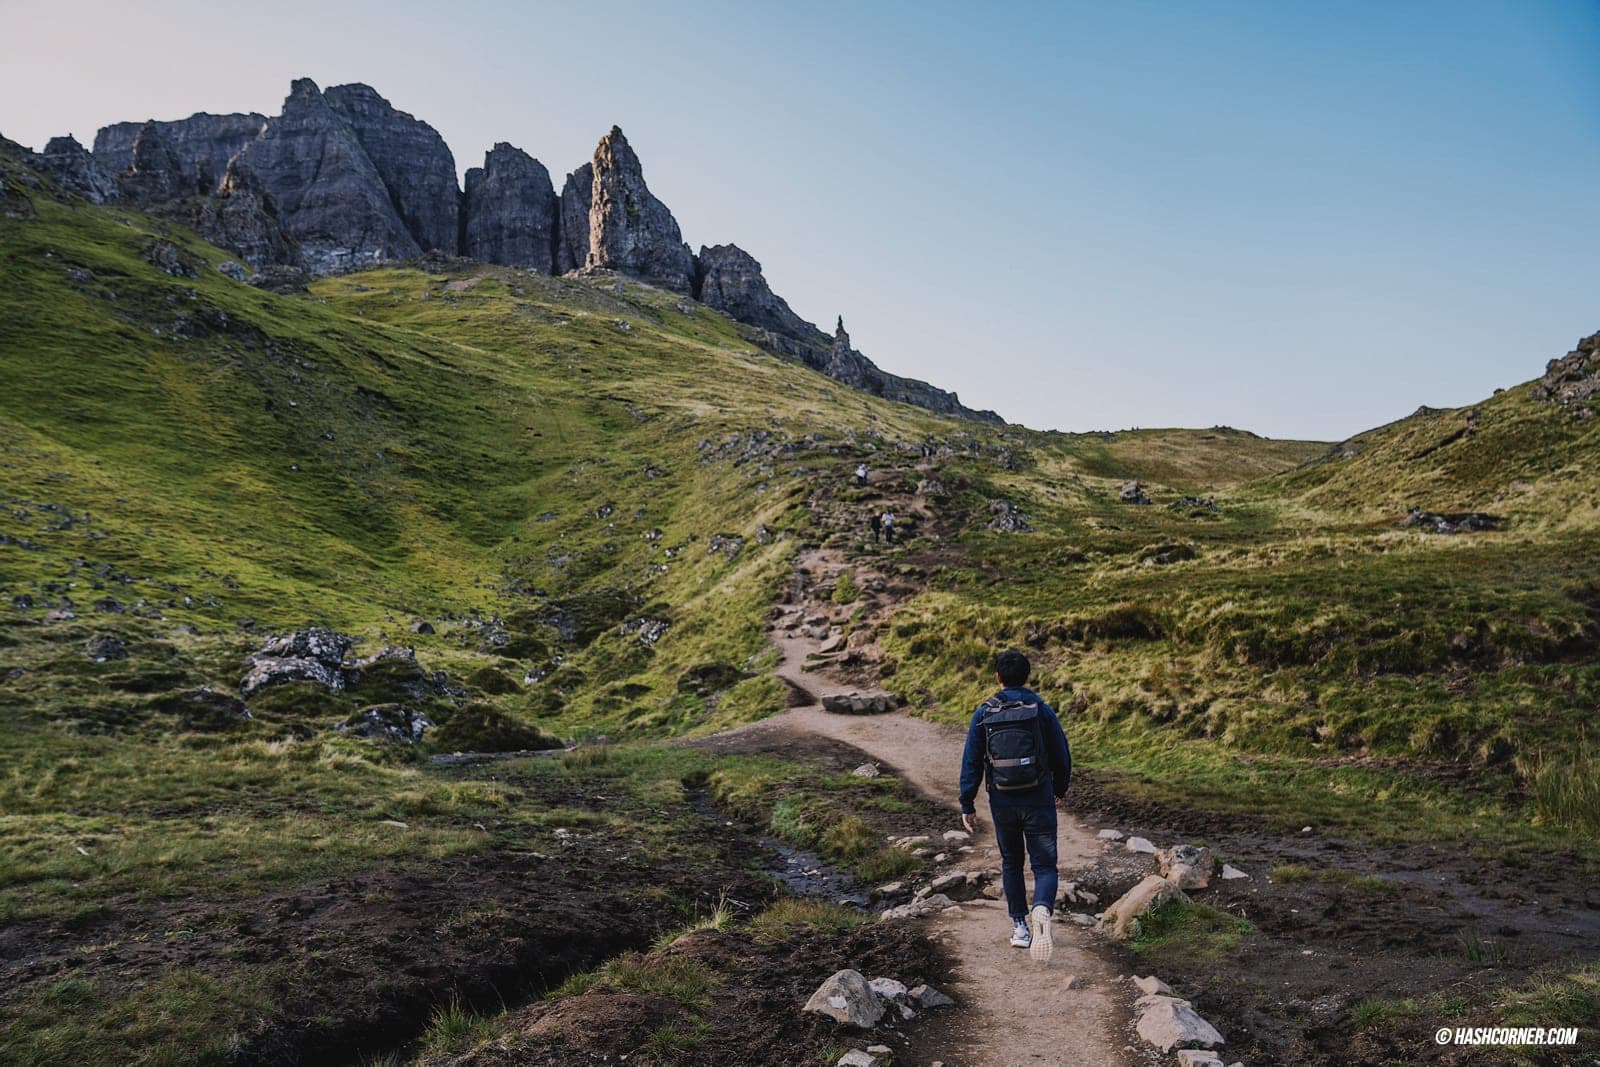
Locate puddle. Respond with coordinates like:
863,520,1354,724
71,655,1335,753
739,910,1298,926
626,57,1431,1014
687,789,870,907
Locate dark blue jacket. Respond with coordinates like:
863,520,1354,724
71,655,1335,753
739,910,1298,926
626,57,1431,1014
958,686,1071,813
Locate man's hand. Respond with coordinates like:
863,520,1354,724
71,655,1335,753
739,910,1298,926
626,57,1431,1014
961,812,976,834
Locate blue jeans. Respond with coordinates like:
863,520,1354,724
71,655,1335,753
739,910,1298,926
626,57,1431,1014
992,803,1058,919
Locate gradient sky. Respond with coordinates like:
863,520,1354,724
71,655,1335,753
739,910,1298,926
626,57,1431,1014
3,0,1596,439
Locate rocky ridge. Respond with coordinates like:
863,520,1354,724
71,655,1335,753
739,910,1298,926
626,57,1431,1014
21,78,999,421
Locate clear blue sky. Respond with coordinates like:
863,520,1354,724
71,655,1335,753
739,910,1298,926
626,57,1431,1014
4,0,1596,439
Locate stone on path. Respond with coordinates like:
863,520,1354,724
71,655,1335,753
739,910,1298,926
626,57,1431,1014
880,893,954,921
1136,995,1225,1052
1125,836,1157,854
1097,828,1125,841
1099,875,1190,940
1221,864,1249,880
868,977,908,1004
1133,975,1173,996
942,829,971,844
836,1052,878,1067
1176,1051,1224,1067
909,983,955,1008
804,969,884,1028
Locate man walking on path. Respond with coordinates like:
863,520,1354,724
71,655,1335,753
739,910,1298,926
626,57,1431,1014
868,512,881,543
856,462,869,487
958,649,1071,963
881,510,896,544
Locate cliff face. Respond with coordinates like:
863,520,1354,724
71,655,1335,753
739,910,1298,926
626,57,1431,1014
324,83,459,254
42,80,1000,421
94,113,266,193
462,143,558,272
230,78,420,274
584,127,694,293
555,163,593,275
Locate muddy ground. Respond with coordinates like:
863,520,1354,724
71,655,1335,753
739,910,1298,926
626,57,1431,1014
1065,768,1600,1066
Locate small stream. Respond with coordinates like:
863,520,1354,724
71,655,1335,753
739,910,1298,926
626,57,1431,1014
687,789,871,907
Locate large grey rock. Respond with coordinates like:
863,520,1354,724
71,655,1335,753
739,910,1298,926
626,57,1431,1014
1160,844,1215,890
1135,995,1224,1052
554,163,592,273
462,143,558,271
880,893,954,920
802,969,884,1028
36,136,118,203
240,627,356,696
336,703,433,742
94,112,266,193
584,126,694,292
1531,330,1600,416
232,78,420,274
324,83,459,253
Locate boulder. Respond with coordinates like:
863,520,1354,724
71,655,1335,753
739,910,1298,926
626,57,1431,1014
909,983,955,1008
1135,995,1224,1052
802,969,884,1028
1132,975,1173,996
867,977,908,1004
240,627,355,696
821,692,897,715
1120,480,1152,505
987,498,1034,533
1220,864,1249,881
84,635,128,662
1159,844,1215,890
1099,875,1190,940
1125,836,1157,854
584,126,694,292
462,143,558,271
336,703,433,742
851,762,880,778
1097,828,1125,841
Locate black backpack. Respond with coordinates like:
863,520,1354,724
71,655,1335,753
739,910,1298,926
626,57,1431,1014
979,698,1047,792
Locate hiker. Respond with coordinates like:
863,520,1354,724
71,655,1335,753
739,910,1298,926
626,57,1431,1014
881,510,896,544
869,512,881,542
856,462,869,486
958,649,1071,963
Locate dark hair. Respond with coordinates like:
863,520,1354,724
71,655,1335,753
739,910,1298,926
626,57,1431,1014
995,649,1031,687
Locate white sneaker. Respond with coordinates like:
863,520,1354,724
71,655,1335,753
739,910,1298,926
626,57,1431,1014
1029,904,1053,963
1009,918,1031,948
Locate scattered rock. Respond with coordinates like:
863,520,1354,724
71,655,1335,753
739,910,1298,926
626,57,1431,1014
336,703,433,742
1125,836,1157,854
619,616,670,646
1159,844,1215,890
821,691,897,715
707,533,745,559
880,894,954,921
1133,975,1173,996
835,1052,878,1067
986,498,1034,533
873,881,908,901
1120,480,1152,505
1530,330,1600,417
143,238,197,278
1176,1051,1224,1067
802,969,884,1028
942,830,971,845
1135,995,1225,1052
92,597,124,614
908,983,954,1008
1139,543,1198,565
85,635,128,662
1220,864,1249,881
409,619,435,634
851,762,881,779
1097,828,1125,841
1099,875,1190,940
1399,508,1499,534
868,977,908,1004
216,260,248,282
240,627,355,696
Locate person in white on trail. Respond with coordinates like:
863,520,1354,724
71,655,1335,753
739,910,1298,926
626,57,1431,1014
880,511,895,544
856,462,869,486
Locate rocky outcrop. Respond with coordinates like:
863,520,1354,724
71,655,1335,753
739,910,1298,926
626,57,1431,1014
231,78,420,274
693,243,814,336
192,161,297,270
825,317,885,393
584,126,694,292
462,143,558,272
114,122,195,205
324,83,459,253
554,163,592,273
94,112,266,193
1531,330,1600,417
36,136,118,203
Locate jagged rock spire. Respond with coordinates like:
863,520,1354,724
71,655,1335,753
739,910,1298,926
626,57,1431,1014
584,126,694,292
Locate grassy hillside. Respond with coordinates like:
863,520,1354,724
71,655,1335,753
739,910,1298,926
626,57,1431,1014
5,142,1599,1061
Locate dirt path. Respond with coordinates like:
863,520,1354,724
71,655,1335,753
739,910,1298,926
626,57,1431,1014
703,465,1131,1066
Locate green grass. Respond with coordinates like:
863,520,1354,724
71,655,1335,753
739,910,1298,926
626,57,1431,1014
1271,864,1399,895
1130,900,1253,959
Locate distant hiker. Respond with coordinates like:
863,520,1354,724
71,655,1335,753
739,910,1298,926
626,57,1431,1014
869,512,882,542
856,463,869,486
881,511,896,544
959,649,1071,963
